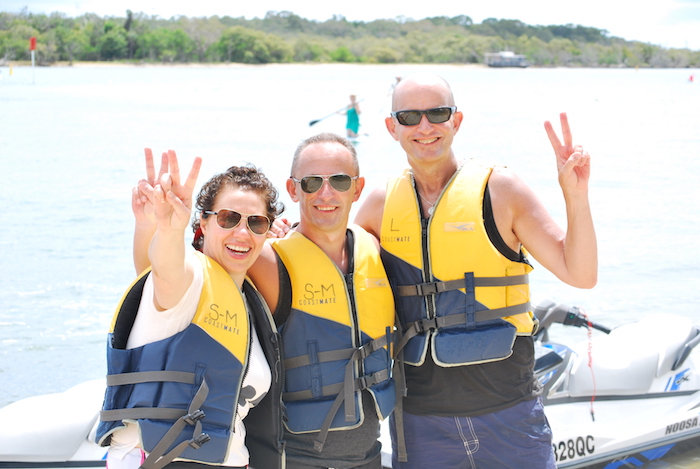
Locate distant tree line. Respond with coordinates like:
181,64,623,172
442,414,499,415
1,9,698,67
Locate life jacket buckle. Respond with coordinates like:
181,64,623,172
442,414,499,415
356,342,374,359
356,375,371,390
188,433,211,449
183,409,206,425
415,317,439,333
415,282,439,296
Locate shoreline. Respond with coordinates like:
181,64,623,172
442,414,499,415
1,60,490,69
2,61,687,70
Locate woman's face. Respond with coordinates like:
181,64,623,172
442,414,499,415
200,186,269,286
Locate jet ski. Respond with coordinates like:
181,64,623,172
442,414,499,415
0,379,107,468
378,300,700,468
3,301,700,469
533,300,700,468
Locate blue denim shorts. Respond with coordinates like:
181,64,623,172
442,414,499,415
390,397,555,469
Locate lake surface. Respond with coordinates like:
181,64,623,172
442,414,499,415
1,63,699,466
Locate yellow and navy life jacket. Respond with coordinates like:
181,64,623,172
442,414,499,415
380,160,536,368
96,252,284,469
272,226,395,452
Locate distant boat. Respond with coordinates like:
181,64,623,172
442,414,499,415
484,51,529,68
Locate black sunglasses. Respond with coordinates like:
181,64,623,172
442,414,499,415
390,106,457,126
290,174,358,194
203,209,271,236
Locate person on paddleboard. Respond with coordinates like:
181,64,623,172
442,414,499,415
339,94,362,138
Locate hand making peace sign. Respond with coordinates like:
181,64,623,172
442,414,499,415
544,112,591,196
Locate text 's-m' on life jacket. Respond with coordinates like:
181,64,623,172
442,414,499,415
272,226,396,452
96,251,285,469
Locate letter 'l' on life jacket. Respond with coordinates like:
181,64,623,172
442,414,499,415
380,160,537,368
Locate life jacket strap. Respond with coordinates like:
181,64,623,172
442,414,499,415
283,367,389,402
311,366,391,454
283,333,392,370
283,332,392,401
393,302,532,358
284,332,393,453
100,371,199,422
99,375,211,469
284,348,354,370
139,378,210,469
106,370,196,386
396,274,529,297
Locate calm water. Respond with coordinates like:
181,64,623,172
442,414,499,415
1,63,699,465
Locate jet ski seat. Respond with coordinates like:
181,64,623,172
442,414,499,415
568,314,697,396
0,379,105,462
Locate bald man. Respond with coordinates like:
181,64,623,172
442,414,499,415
355,73,596,468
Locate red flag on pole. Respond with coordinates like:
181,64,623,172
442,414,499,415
30,37,36,50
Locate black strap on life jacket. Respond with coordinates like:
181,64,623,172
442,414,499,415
282,328,393,452
100,372,211,469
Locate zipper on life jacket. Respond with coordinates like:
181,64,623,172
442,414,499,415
412,173,437,322
344,231,364,379
414,167,458,323
421,214,437,321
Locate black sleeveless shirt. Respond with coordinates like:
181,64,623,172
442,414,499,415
403,185,540,417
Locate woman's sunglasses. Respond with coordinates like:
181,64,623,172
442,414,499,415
290,174,358,194
203,209,271,236
390,106,457,126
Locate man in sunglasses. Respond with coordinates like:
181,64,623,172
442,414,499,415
248,132,396,469
355,73,597,468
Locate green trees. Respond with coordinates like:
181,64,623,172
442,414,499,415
0,9,698,67
0,22,39,61
98,21,127,60
137,28,195,62
214,26,292,63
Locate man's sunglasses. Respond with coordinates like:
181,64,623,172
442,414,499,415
203,209,271,236
390,106,457,126
290,174,358,194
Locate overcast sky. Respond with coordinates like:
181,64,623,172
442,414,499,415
4,0,700,50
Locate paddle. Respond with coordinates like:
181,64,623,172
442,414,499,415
309,99,364,126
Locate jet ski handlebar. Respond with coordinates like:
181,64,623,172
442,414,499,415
533,300,611,339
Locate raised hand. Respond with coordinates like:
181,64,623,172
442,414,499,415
132,149,201,275
161,149,202,214
149,151,203,307
132,148,168,226
267,217,292,238
153,150,202,232
544,113,591,195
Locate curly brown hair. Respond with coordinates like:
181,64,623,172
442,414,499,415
191,164,284,251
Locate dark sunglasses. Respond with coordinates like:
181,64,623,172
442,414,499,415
390,106,457,126
290,174,358,194
203,209,271,236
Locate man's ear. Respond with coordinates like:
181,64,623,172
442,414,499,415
385,116,399,141
286,177,300,202
352,176,365,202
452,110,464,133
